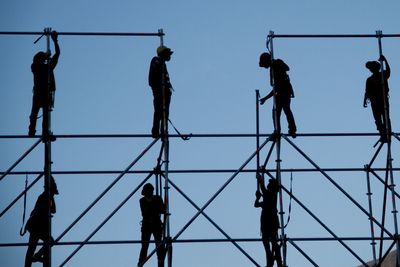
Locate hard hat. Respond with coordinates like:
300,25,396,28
157,45,173,56
365,61,380,71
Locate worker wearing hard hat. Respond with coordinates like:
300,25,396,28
148,45,174,138
363,55,391,143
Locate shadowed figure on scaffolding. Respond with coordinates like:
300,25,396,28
138,183,166,267
149,45,174,138
28,31,60,141
259,52,297,138
255,174,283,267
363,55,391,143
23,176,59,267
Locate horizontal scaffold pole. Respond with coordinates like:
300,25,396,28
2,168,399,176
268,33,400,39
0,236,396,247
0,31,163,37
1,132,398,139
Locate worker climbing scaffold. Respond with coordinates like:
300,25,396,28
254,173,283,267
28,29,60,142
138,183,166,267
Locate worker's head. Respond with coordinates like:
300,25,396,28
267,178,279,191
365,61,381,73
259,52,272,68
142,183,154,197
33,51,48,65
157,45,173,61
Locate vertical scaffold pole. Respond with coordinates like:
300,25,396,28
268,31,279,135
159,28,172,267
43,27,52,267
376,30,399,266
256,89,260,192
388,154,399,267
365,164,377,265
377,30,391,145
268,31,287,267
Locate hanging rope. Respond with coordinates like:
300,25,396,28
168,119,192,141
266,36,272,54
281,170,294,229
19,174,29,236
155,142,165,197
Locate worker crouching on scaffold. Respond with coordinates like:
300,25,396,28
149,46,174,138
28,31,60,141
259,52,297,138
138,183,166,267
363,55,391,143
255,174,283,267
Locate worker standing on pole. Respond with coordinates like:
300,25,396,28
363,55,391,143
28,31,60,141
259,52,297,138
148,45,173,138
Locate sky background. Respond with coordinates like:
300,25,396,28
0,1,399,267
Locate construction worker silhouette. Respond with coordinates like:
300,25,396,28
28,31,60,140
138,183,166,267
259,52,297,138
363,55,391,143
149,46,173,138
24,176,59,267
255,174,283,267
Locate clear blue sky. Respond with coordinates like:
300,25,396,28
1,1,399,267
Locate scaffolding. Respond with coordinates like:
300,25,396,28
0,30,399,267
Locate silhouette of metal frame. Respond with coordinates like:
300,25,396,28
0,30,399,267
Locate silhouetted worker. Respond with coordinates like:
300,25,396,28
138,183,166,267
254,174,283,267
28,31,60,140
259,52,297,138
363,55,391,143
24,176,59,267
149,46,174,138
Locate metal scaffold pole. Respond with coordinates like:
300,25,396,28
256,89,260,192
158,28,173,267
365,164,377,264
266,33,400,39
0,31,163,37
268,30,288,267
374,30,400,266
43,27,52,267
